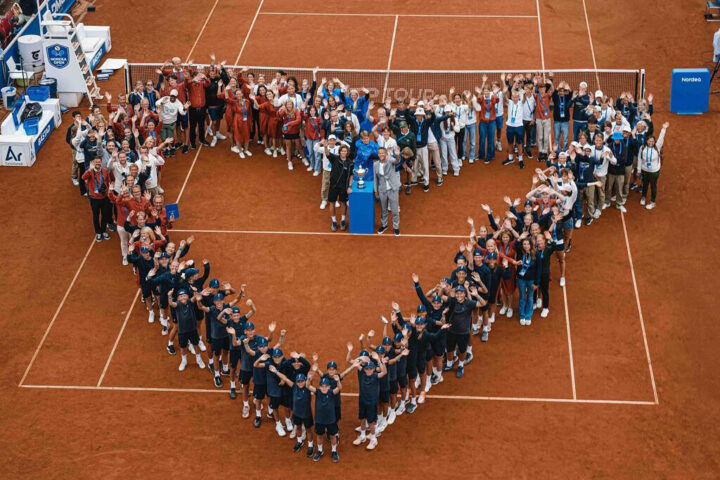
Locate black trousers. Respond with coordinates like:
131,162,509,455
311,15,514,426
89,197,112,234
455,127,465,158
78,163,87,196
188,107,206,145
539,272,550,309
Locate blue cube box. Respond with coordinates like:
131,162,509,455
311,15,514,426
348,179,375,234
670,68,710,115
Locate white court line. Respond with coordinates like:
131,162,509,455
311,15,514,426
381,15,399,100
185,0,221,63
562,285,577,399
174,146,204,204
18,238,96,386
172,228,468,239
582,0,602,91
259,12,538,18
535,0,546,73
18,384,656,406
235,0,266,65
97,289,141,387
620,213,659,404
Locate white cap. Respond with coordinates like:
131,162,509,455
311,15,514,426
414,107,425,116
170,89,178,96
622,125,632,133
327,134,337,140
443,105,452,113
579,81,588,89
571,141,580,148
417,100,425,106
594,90,603,98
559,151,567,158
559,184,573,192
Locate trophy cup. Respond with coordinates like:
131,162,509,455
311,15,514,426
355,165,368,189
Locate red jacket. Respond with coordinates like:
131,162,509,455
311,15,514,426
278,108,302,135
303,113,323,140
184,77,210,108
82,167,110,199
477,96,500,123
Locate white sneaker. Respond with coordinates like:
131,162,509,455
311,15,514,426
499,305,508,315
196,356,205,369
376,418,386,433
396,401,405,415
527,318,532,326
387,408,396,425
198,339,207,352
611,195,616,202
366,437,378,450
72,178,79,186
210,136,217,147
205,126,213,137
287,161,293,170
306,165,313,172
302,158,310,166
453,171,460,177
353,435,367,446
575,219,582,229
188,344,196,354
616,204,627,213
179,357,187,371
541,308,549,318
640,197,646,206
279,147,286,155
231,145,240,153
238,151,245,159
289,429,297,439
320,200,327,209
418,391,426,404
285,417,293,432
414,376,421,389
264,147,272,155
148,310,155,323
506,308,513,318
593,209,602,219
536,298,542,309
646,202,655,210
122,257,128,266
275,422,287,437
435,373,444,384
560,277,566,287
272,149,278,158
244,150,252,157
601,202,610,210
216,132,227,140
496,140,502,151
424,377,432,393
313,170,320,176
489,313,495,324
520,319,526,326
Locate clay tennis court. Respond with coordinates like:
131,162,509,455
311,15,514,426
2,0,719,477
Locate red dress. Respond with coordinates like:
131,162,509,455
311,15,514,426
498,241,517,295
258,100,280,138
226,94,251,143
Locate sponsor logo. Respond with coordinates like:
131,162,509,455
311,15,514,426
46,44,70,69
4,146,23,163
35,122,53,150
680,77,702,83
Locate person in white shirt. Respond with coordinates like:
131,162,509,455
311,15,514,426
373,147,402,235
521,83,536,160
316,135,345,209
638,122,669,210
492,79,506,152
461,91,477,163
439,105,461,176
340,109,361,135
108,151,137,192
502,90,525,167
588,134,614,220
448,90,467,160
137,146,165,197
156,89,187,142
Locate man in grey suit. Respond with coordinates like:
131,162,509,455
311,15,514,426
373,146,402,236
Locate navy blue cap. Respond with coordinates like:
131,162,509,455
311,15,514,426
359,349,369,358
417,304,427,313
183,267,199,277
487,252,498,260
326,361,338,369
159,252,170,259
296,373,307,382
177,289,188,296
271,348,283,357
213,293,225,302
256,336,268,347
454,285,466,292
381,336,392,346
319,377,331,386
393,333,403,343
456,266,468,272
375,346,386,354
443,277,451,283
140,246,151,253
209,278,220,288
473,249,484,256
524,200,533,207
432,296,443,303
244,321,255,330
363,362,375,369
415,317,427,326
231,306,240,313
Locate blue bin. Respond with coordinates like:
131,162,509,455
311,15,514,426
27,85,50,102
23,118,39,135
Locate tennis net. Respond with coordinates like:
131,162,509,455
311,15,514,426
124,63,646,102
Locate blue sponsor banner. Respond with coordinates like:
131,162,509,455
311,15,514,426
33,117,56,152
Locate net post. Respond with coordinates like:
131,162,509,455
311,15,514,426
124,63,131,95
639,69,646,99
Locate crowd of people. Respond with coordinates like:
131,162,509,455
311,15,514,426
63,56,671,460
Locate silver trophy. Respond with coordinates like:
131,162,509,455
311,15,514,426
355,165,368,189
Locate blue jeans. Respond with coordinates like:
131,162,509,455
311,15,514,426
307,139,321,172
554,121,569,152
464,124,476,160
517,278,535,321
478,121,495,160
572,120,587,141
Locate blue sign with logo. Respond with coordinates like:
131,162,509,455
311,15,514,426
46,44,70,69
33,119,55,152
670,68,710,115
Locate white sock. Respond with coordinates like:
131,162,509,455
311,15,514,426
230,381,236,389
318,445,323,452
167,341,173,346
447,359,454,368
308,441,314,448
214,372,219,378
256,409,261,417
411,396,417,405
467,345,473,355
195,353,202,362
243,401,249,407
208,358,214,365
459,360,465,367
331,445,337,452
331,215,337,222
181,354,187,360
268,406,274,415
341,215,346,222
369,434,376,441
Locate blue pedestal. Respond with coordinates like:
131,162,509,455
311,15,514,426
349,179,375,234
670,68,710,115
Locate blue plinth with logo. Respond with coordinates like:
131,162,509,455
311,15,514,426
670,68,710,115
349,179,375,234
